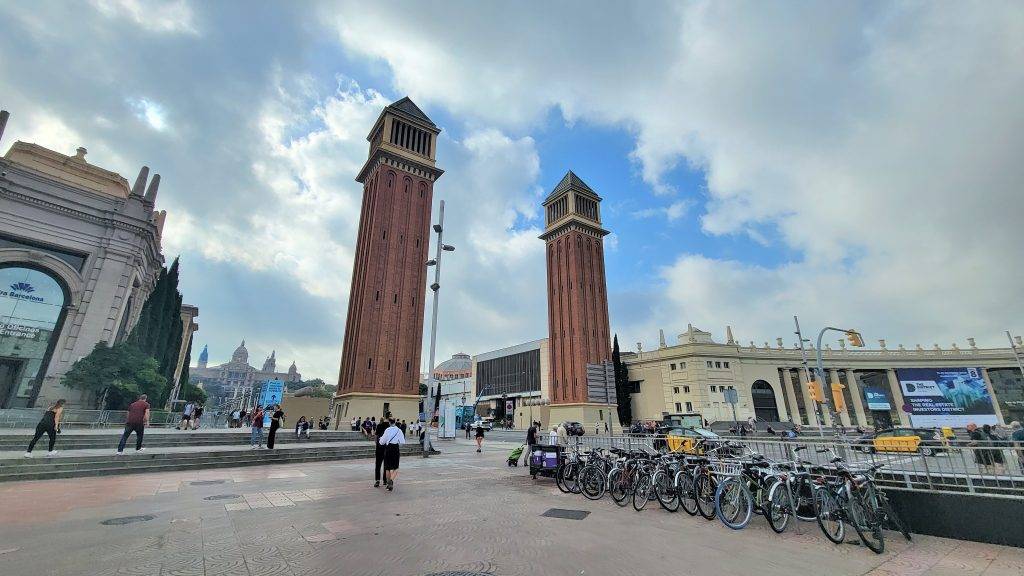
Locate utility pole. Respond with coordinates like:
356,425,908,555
423,200,455,457
794,316,825,437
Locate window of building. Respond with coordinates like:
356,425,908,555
670,363,676,370
684,386,690,393
675,402,682,412
706,361,713,368
679,362,686,369
710,385,717,392
723,361,730,368
685,401,693,412
629,380,641,393
673,387,679,394
715,361,722,368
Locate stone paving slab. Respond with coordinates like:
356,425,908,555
0,438,1020,576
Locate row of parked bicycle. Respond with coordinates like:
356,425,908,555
553,440,912,554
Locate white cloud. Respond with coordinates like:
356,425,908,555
632,199,692,222
90,0,198,34
326,1,1024,349
127,97,168,132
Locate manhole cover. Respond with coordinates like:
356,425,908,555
190,480,226,486
540,508,590,520
203,494,241,501
100,514,156,526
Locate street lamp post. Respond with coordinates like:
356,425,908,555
794,316,826,437
423,200,455,457
814,326,864,438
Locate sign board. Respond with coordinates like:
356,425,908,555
895,367,998,427
258,380,285,426
723,388,739,404
505,399,514,413
586,362,616,404
863,387,892,411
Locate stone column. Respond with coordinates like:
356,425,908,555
796,369,818,427
981,368,1006,424
844,369,868,427
885,368,911,426
780,369,798,423
829,368,851,427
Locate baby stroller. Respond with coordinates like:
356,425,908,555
507,444,526,466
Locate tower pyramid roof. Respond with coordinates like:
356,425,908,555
386,96,436,127
545,170,600,203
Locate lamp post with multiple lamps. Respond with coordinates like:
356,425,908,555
423,200,455,457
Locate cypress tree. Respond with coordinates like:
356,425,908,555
613,335,632,425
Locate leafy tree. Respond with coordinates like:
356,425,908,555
612,335,632,425
63,342,167,410
126,257,185,401
179,381,208,405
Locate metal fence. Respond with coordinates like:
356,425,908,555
0,408,187,429
567,434,1024,499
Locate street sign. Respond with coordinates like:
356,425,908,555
586,361,616,404
723,388,739,404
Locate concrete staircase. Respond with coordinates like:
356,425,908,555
0,443,422,482
0,430,363,451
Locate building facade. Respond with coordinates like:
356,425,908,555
540,171,615,428
335,97,443,424
471,338,551,428
0,112,180,408
625,325,1024,429
190,341,300,408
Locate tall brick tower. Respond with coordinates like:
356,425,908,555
335,97,443,424
540,171,616,429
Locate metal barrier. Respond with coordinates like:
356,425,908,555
568,434,1024,499
0,408,185,429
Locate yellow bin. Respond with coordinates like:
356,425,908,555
874,435,921,453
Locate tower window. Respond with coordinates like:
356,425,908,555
406,361,410,372
383,230,387,240
387,360,391,371
367,358,373,369
393,293,398,303
375,291,379,301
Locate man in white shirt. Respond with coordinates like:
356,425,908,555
178,402,194,430
378,418,406,491
548,426,558,445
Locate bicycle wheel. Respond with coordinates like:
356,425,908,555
608,469,629,506
555,463,572,494
632,474,652,511
655,470,680,513
765,479,792,534
879,492,912,541
849,490,885,554
676,471,698,516
814,488,845,544
793,480,817,521
579,465,606,500
715,477,754,530
694,473,717,520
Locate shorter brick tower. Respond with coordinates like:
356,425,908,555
540,171,616,430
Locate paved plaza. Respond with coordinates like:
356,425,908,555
0,437,1022,576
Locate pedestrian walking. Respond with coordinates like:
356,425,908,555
117,394,150,454
250,406,265,448
465,422,471,439
475,423,485,452
526,421,537,465
1010,421,1024,471
24,398,65,458
983,424,1006,473
267,405,285,449
373,414,390,487
399,419,407,435
379,417,406,491
548,426,558,444
351,416,358,431
239,408,249,428
192,404,204,429
177,402,194,430
556,423,568,446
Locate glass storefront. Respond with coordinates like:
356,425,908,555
0,266,67,407
988,368,1024,424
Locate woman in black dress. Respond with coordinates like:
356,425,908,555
475,424,485,452
267,405,285,449
378,418,406,491
24,399,65,457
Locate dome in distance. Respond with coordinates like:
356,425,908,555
433,352,472,381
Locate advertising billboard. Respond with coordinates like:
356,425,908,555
258,380,285,426
895,368,998,427
863,387,892,411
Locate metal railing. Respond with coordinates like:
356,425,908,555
566,434,1024,499
0,408,190,429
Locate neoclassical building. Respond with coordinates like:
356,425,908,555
190,340,300,405
0,111,190,408
626,325,1024,428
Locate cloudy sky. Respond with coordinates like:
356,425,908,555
2,1,1022,382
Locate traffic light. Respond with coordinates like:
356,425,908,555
831,382,846,412
846,330,864,347
806,379,824,402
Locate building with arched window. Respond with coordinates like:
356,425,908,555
0,112,195,408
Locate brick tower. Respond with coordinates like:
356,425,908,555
335,97,443,424
540,171,616,429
